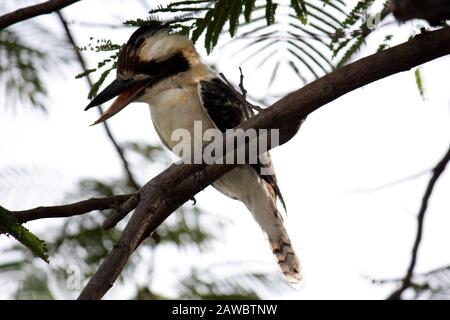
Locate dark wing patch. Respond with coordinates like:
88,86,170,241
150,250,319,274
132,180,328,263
199,78,245,131
119,48,190,79
199,78,287,211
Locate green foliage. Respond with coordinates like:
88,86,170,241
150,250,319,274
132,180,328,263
76,39,121,99
87,66,116,100
414,68,425,99
146,0,274,54
244,0,256,23
376,34,393,52
83,0,411,99
14,273,54,300
264,0,278,26
123,142,166,160
157,206,224,250
0,142,282,299
136,0,347,89
4,0,444,301
335,34,365,68
146,0,338,58
179,268,259,299
0,29,48,111
178,264,292,299
291,0,308,24
0,1,69,112
332,0,391,67
0,206,49,263
341,0,376,29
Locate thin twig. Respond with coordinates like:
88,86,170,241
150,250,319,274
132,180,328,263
0,0,81,30
77,27,450,299
238,67,253,120
56,11,140,191
348,168,430,193
219,71,263,115
388,145,450,300
238,67,247,100
371,264,450,285
11,195,132,223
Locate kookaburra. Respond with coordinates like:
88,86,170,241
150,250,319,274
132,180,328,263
85,23,301,282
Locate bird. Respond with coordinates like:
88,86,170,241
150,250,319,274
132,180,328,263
85,22,302,283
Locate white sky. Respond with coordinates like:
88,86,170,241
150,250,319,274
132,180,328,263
0,0,449,299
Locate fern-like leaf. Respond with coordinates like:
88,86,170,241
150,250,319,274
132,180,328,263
291,0,308,24
0,206,49,263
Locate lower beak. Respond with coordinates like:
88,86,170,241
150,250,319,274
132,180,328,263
85,79,150,126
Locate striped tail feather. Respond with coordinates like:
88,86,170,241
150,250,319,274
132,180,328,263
269,224,302,283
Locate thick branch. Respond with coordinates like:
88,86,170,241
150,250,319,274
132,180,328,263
78,27,450,300
0,0,81,30
11,195,132,224
388,144,450,300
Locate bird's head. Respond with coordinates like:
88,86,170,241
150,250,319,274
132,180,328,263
85,22,196,125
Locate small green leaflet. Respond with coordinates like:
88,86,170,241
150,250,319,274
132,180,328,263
291,0,308,24
414,68,425,99
0,206,49,263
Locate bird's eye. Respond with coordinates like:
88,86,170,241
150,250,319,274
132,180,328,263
141,60,163,77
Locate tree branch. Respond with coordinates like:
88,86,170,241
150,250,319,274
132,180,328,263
0,0,81,30
11,194,132,224
77,27,450,299
372,264,450,285
56,11,140,191
388,144,450,300
102,194,141,229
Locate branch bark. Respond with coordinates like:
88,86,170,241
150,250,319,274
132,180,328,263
388,144,450,300
77,27,450,299
0,0,81,30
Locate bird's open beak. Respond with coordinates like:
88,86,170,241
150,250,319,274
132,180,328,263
85,78,150,126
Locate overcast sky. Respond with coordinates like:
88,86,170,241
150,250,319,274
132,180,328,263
0,0,449,299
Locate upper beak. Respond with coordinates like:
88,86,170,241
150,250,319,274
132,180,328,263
85,78,150,126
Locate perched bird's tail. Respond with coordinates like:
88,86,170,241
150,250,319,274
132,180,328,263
239,171,302,283
213,167,302,282
267,218,302,283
